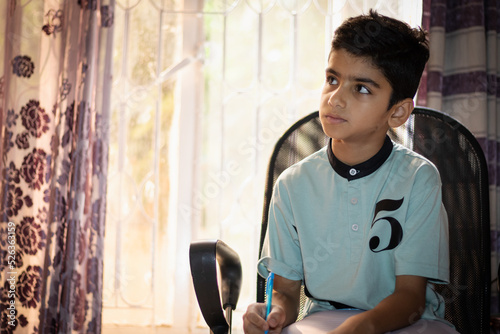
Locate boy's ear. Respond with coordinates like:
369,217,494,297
388,98,414,128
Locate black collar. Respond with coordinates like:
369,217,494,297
327,135,393,181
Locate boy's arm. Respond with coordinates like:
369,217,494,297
271,275,302,327
329,275,427,334
243,274,301,333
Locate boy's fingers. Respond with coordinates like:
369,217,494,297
267,312,278,327
243,303,287,333
267,305,286,329
249,313,268,330
243,303,269,333
248,302,267,316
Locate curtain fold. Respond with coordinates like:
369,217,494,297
0,1,114,333
420,0,500,315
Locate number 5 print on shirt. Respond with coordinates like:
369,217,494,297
369,198,404,253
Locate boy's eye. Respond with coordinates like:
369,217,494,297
327,76,338,85
356,85,370,94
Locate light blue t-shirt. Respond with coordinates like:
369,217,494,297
258,136,450,323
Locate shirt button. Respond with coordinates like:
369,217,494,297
352,224,359,231
349,168,357,176
350,198,358,205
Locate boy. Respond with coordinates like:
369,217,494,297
243,10,457,334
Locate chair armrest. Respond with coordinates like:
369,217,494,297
189,240,242,334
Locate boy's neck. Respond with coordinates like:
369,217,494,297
331,137,387,166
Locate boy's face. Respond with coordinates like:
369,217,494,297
319,48,396,146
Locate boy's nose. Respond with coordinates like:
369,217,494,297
328,87,346,109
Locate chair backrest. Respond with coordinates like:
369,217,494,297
256,107,490,334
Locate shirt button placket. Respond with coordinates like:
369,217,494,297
347,182,362,262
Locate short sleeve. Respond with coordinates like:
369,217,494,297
257,176,304,281
394,164,450,284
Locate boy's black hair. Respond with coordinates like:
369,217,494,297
331,10,429,109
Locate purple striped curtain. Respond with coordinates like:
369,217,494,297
419,0,500,316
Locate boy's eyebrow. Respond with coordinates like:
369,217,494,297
325,67,381,89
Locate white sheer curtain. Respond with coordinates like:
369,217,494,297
101,1,422,333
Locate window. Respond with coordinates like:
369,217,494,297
102,1,422,332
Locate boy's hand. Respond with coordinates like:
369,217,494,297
243,302,286,334
243,275,301,333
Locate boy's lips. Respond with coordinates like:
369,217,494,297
324,114,346,124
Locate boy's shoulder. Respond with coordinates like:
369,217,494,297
391,142,438,168
276,145,329,180
390,141,442,181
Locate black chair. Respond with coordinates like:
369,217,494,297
189,107,491,334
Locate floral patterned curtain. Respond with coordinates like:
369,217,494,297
0,1,114,333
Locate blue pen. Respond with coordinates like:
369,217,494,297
264,272,275,334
